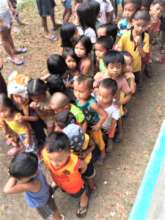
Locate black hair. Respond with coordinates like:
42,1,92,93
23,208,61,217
141,0,154,9
47,75,66,95
133,10,150,21
46,132,70,153
77,1,98,30
63,48,79,65
60,23,77,48
96,36,114,50
98,23,118,44
47,54,67,76
103,50,125,66
27,79,47,96
9,152,38,179
124,0,141,9
74,75,93,90
75,36,92,55
100,78,118,96
0,93,18,112
151,0,165,6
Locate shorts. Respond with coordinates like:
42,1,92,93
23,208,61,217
90,129,105,152
160,16,165,31
63,0,72,9
36,0,55,17
0,10,12,31
37,195,57,219
70,181,90,198
83,161,96,179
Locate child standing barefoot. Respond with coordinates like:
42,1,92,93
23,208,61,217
4,152,63,220
36,0,57,40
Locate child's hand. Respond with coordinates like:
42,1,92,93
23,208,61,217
79,151,88,160
15,115,25,123
92,123,101,131
134,36,142,47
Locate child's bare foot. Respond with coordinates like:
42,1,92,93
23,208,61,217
77,191,89,218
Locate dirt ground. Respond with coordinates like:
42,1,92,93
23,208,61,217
0,2,165,220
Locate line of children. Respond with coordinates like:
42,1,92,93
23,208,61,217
2,0,165,219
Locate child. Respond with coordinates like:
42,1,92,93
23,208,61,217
97,78,120,149
54,115,96,191
97,23,118,43
60,23,78,50
42,131,90,218
94,36,114,72
50,92,87,131
62,0,72,23
4,152,63,220
36,0,57,40
122,51,136,94
27,79,54,133
117,10,150,85
0,58,7,94
76,2,98,43
96,0,114,25
63,48,80,89
157,9,165,63
9,0,24,25
0,94,37,156
74,36,92,75
73,75,107,161
117,0,140,37
7,71,46,149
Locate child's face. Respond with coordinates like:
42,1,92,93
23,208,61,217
74,81,91,101
150,3,163,18
30,94,45,103
0,106,11,118
132,19,148,35
74,42,86,58
97,86,114,106
47,150,70,168
95,43,107,60
123,3,136,20
12,94,28,105
97,27,107,37
107,63,123,79
65,55,77,70
123,55,133,72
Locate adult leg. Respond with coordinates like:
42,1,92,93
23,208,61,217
63,8,72,23
1,28,15,58
41,16,49,33
50,10,56,30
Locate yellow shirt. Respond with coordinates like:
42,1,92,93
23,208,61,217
117,30,149,72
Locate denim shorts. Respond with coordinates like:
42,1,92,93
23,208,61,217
63,0,72,9
0,10,12,31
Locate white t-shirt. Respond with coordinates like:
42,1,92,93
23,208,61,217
102,104,120,130
96,0,113,25
0,0,9,14
78,26,96,44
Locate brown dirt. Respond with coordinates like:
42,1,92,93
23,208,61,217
0,3,165,220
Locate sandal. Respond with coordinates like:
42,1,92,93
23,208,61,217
16,47,27,54
44,34,57,41
8,57,24,65
76,204,88,218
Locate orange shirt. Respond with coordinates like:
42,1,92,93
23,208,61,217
42,149,84,194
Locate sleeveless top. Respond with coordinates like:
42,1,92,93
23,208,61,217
76,97,99,128
42,149,84,195
24,168,50,208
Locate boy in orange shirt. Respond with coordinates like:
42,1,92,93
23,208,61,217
42,131,90,218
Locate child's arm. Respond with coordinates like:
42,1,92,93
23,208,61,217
91,103,108,131
79,139,95,160
108,119,117,138
3,177,40,194
79,160,87,174
81,58,92,75
120,93,132,105
17,114,39,123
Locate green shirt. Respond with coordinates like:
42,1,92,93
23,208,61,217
70,104,85,124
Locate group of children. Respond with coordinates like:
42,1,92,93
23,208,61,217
1,0,165,219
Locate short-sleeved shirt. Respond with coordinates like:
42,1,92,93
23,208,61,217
102,104,120,130
70,104,85,124
96,0,113,25
77,26,96,44
0,0,9,14
117,29,150,72
76,97,99,128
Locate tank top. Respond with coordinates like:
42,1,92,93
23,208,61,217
24,168,50,208
42,149,84,194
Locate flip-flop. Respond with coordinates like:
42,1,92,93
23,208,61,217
45,34,57,41
8,57,24,65
76,204,88,218
16,47,28,54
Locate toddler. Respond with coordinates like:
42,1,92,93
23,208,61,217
73,75,107,161
4,152,63,220
42,132,90,218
